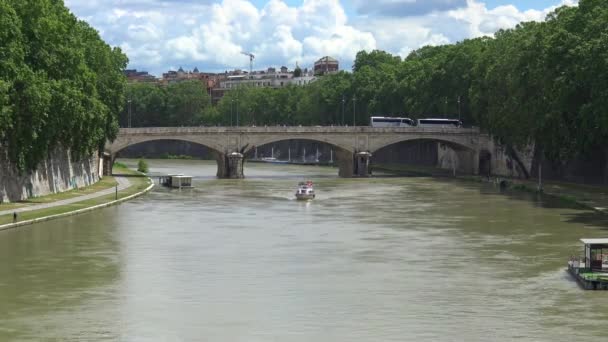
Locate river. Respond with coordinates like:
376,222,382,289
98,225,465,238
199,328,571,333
1,159,607,341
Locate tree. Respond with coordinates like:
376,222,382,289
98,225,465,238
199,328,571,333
137,158,149,173
0,0,127,172
166,80,211,126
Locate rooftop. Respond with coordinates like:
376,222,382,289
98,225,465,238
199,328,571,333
315,56,338,63
580,238,608,245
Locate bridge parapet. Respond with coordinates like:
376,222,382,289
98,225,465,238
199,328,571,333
115,126,481,135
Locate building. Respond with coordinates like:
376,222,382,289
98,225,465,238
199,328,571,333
158,67,224,99
219,66,317,89
124,69,157,83
314,56,339,75
211,66,317,103
126,60,326,104
161,67,220,84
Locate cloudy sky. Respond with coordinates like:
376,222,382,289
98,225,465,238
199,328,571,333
64,0,577,76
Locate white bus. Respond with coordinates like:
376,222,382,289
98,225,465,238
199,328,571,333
370,117,415,128
417,118,462,128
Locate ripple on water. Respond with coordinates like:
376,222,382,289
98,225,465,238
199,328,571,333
1,160,607,341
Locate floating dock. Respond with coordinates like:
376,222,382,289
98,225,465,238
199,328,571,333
568,238,608,290
158,174,193,189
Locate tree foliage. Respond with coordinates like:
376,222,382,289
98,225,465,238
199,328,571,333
0,0,127,171
121,80,211,127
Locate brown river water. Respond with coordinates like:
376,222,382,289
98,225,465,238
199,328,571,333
1,159,607,341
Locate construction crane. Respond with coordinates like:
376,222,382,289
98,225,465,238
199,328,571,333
241,52,255,78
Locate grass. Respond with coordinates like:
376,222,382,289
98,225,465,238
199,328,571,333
0,164,151,226
160,153,196,160
0,176,118,211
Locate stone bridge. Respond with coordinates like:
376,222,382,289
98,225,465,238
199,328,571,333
105,126,491,178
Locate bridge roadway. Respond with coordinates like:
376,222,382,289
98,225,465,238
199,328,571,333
105,126,490,178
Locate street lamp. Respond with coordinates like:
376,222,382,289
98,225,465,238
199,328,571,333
236,95,239,127
457,96,461,121
127,99,132,128
230,99,234,126
341,95,345,126
352,95,357,127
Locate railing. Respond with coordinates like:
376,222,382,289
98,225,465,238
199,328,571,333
118,126,482,135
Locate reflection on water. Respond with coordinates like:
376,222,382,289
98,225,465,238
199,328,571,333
1,159,607,341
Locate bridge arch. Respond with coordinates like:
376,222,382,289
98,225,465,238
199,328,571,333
105,137,229,178
242,135,354,155
108,136,226,156
243,137,356,177
370,135,477,154
370,136,480,175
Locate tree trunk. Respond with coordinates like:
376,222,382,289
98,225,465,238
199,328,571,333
604,147,608,185
537,151,543,193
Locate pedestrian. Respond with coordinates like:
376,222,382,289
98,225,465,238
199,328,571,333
13,212,17,223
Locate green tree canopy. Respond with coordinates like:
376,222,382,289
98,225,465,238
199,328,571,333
0,0,127,171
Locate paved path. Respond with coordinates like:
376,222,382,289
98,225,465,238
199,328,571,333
0,176,132,216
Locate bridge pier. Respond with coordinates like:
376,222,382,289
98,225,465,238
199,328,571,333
336,150,353,177
217,152,244,179
335,150,373,178
102,153,113,176
354,152,372,177
455,149,480,175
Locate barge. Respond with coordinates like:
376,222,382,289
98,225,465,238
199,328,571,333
568,238,608,290
159,174,193,189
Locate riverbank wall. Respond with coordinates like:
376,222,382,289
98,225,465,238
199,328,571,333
0,147,102,203
437,140,534,179
0,178,154,232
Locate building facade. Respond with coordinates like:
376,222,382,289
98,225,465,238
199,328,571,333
314,56,339,75
124,69,158,83
124,58,331,104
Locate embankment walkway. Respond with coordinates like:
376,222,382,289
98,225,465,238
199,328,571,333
0,176,131,217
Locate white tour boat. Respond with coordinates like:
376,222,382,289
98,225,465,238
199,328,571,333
295,181,315,201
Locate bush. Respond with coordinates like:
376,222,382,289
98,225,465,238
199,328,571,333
137,159,149,173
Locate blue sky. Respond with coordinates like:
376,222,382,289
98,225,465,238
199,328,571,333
64,0,576,76
484,0,561,9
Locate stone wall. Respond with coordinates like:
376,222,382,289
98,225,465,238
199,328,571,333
533,146,608,185
0,147,101,203
437,140,534,178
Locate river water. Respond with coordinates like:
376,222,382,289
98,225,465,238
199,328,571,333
1,159,608,341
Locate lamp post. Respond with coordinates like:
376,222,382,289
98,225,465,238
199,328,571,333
444,97,448,118
341,95,345,126
457,96,461,121
236,95,239,127
352,95,356,127
127,99,132,128
230,99,234,126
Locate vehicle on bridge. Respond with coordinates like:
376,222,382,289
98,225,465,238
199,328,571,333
370,117,415,128
417,118,462,128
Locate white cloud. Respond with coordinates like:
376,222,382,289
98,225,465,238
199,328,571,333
63,0,577,75
355,0,578,58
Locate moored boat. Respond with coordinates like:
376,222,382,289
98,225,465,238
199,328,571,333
568,238,608,290
295,181,315,200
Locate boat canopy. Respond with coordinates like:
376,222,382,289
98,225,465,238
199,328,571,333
581,238,608,245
